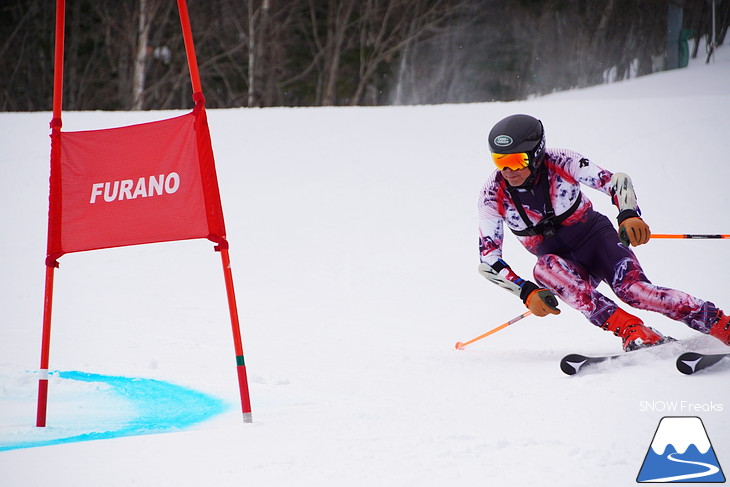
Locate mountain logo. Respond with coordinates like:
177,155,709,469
637,416,725,483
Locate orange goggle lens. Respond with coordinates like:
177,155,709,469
491,152,530,171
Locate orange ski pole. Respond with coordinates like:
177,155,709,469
455,311,532,350
652,234,730,239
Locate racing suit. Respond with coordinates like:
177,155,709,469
478,148,719,333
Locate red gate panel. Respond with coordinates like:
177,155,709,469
47,106,226,260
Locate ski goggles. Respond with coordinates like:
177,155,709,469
491,152,530,171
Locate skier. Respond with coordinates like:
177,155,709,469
478,114,730,351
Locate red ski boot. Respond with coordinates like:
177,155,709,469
708,310,730,345
602,308,667,352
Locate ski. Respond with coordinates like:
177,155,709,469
676,352,730,375
560,339,678,375
560,353,621,375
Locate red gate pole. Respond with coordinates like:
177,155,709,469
219,247,253,423
177,0,202,95
36,265,56,427
37,0,66,427
178,0,253,422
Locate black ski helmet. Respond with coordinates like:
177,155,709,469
488,114,546,168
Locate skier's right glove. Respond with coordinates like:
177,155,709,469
520,281,560,317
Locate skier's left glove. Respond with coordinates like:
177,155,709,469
520,281,560,317
619,216,650,247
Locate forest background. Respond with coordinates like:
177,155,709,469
1,0,728,111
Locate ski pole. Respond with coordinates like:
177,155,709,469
455,311,532,350
651,234,730,239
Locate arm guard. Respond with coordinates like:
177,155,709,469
609,172,641,224
478,261,539,304
478,262,522,297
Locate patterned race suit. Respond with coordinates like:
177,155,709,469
478,148,719,333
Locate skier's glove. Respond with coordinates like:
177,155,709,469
520,281,560,317
619,216,650,247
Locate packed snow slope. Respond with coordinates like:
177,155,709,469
1,47,729,486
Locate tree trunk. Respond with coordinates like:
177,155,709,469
132,0,150,110
322,0,355,105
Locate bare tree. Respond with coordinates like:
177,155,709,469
321,0,356,105
132,0,150,109
288,0,472,106
352,0,472,105
130,0,178,109
1,0,727,111
246,0,269,106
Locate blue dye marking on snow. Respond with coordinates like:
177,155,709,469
0,371,228,451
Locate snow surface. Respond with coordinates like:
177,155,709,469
1,46,729,486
